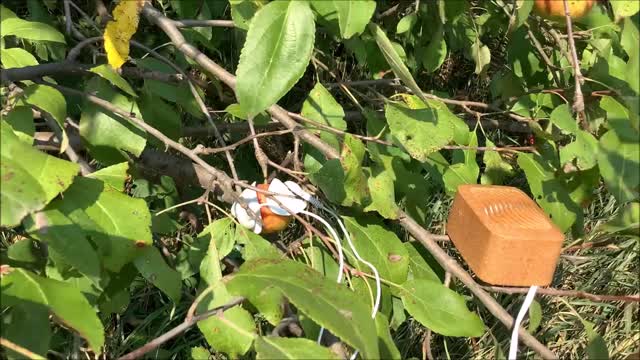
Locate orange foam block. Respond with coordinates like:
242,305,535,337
447,185,565,286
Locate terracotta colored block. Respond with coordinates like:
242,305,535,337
447,185,564,286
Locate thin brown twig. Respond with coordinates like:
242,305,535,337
525,26,562,86
329,78,532,123
142,5,340,161
192,129,294,155
484,286,640,303
117,297,245,360
65,34,242,184
141,5,555,358
562,0,585,115
289,112,535,152
0,338,45,359
399,216,557,359
173,19,235,28
248,117,269,180
41,82,243,205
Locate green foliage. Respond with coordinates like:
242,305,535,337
399,279,485,337
227,258,380,359
1,122,78,227
236,0,315,116
1,269,104,352
1,0,639,358
255,337,339,359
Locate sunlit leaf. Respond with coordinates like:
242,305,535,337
255,337,338,359
227,258,380,359
343,216,409,284
0,123,78,227
236,0,315,116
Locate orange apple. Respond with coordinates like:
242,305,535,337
534,0,595,20
256,183,292,234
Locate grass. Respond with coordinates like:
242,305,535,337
392,185,639,360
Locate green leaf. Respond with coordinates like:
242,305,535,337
597,130,640,203
20,84,68,153
601,202,639,236
236,0,315,116
138,92,182,143
471,39,490,74
341,135,368,205
399,279,484,337
89,65,136,97
363,166,400,219
444,131,479,194
87,162,129,192
169,0,200,18
32,177,152,272
517,153,581,231
190,346,211,360
197,237,257,356
550,104,578,134
301,83,347,133
230,0,266,30
528,300,542,333
333,0,376,38
343,216,409,284
599,96,639,142
621,18,639,65
1,269,104,352
0,47,38,68
0,123,78,227
559,130,599,170
134,247,182,303
309,135,368,206
301,82,346,159
397,13,417,34
385,102,454,161
80,78,146,164
198,218,236,261
481,139,514,185
581,320,610,360
255,337,338,359
0,18,65,43
375,313,402,360
423,26,447,72
303,242,340,280
236,225,281,260
612,1,639,19
1,302,50,359
227,258,380,359
369,23,428,105
197,286,256,356
24,208,102,284
4,106,35,143
404,242,440,282
136,58,201,117
444,162,479,194
0,5,17,20
512,0,534,31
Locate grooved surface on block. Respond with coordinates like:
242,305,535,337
447,185,564,286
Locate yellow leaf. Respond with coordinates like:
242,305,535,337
103,0,146,69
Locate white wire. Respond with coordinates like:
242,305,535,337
278,184,383,359
296,210,345,345
508,285,539,360
306,199,382,360
298,210,346,284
